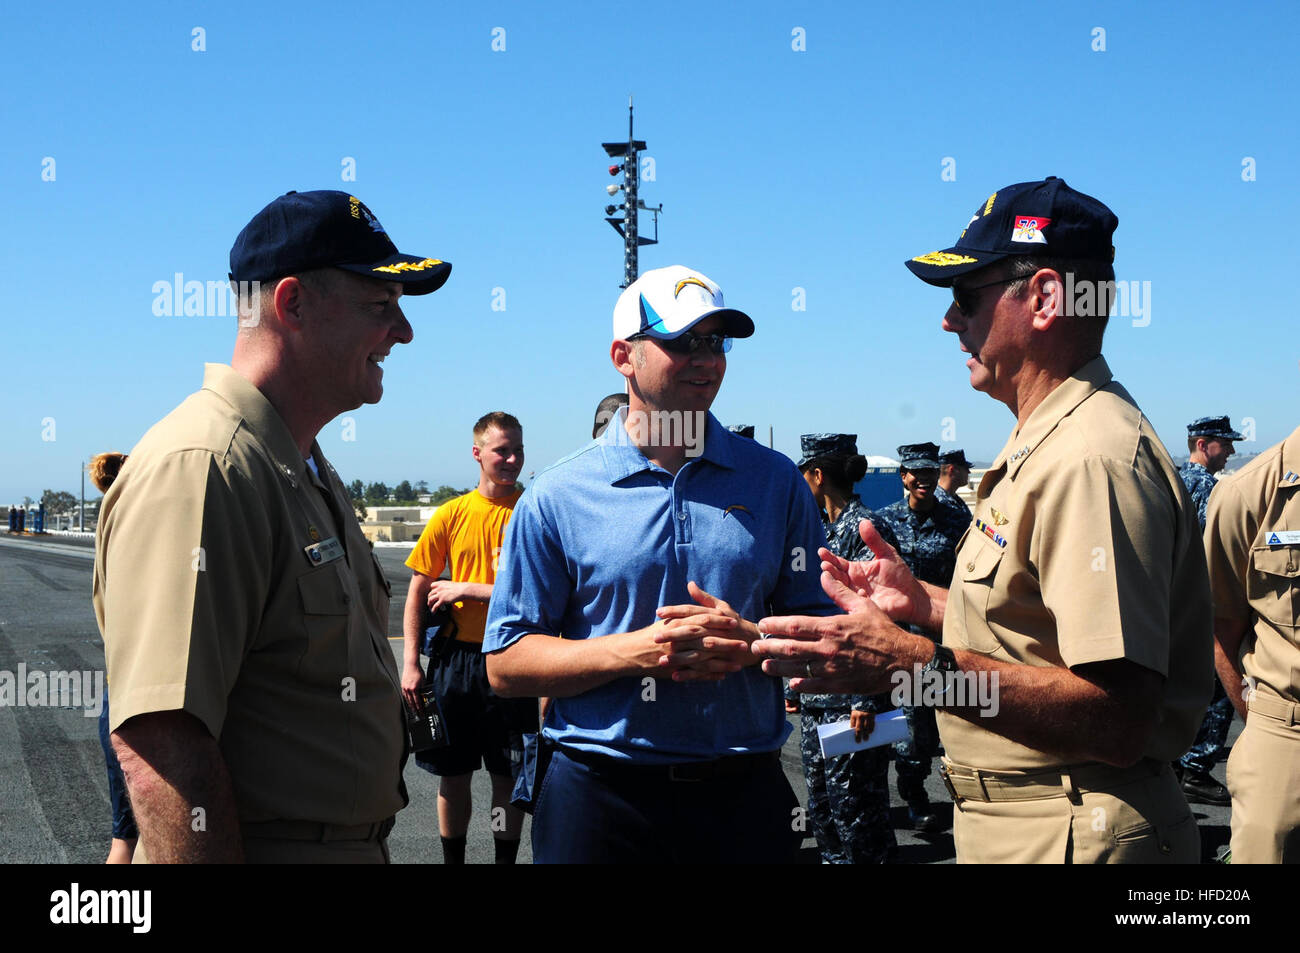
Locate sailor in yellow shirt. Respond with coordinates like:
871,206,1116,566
402,412,531,864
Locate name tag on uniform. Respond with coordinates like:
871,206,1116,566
303,536,346,566
1265,530,1300,546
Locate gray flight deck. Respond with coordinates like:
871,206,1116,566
0,533,1235,864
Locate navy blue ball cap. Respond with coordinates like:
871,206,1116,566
938,448,971,468
904,176,1118,287
229,190,451,295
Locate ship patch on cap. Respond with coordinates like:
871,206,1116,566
1011,215,1050,244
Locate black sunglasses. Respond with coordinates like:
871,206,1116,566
628,331,733,355
951,275,1021,316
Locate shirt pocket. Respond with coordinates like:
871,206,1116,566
370,551,392,598
953,535,1005,655
296,563,352,678
1248,546,1299,628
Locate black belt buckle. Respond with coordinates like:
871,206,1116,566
666,750,772,783
667,763,707,783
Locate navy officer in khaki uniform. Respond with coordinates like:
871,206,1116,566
94,190,451,862
755,177,1211,863
1205,421,1300,862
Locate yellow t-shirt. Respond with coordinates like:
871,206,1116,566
405,487,522,644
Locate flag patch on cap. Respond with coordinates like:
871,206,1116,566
1011,215,1050,244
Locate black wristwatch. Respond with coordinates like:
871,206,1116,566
923,643,958,677
922,643,959,702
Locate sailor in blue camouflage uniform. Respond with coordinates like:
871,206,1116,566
1179,416,1240,528
1175,414,1243,806
788,433,900,862
935,448,973,521
875,442,970,833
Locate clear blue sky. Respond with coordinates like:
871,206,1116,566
4,0,1297,503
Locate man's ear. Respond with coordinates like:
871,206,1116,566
1029,268,1064,332
471,442,483,464
611,339,636,380
273,276,308,331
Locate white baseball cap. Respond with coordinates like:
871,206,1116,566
612,265,755,341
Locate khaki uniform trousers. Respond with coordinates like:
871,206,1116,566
943,758,1198,864
1228,692,1300,863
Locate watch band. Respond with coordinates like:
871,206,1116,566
922,643,959,703
923,643,958,675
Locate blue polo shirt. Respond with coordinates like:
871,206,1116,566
484,411,835,764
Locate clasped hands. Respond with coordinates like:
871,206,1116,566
650,581,760,682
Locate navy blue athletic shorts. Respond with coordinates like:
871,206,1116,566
415,641,534,778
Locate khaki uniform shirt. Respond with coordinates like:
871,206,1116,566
939,356,1212,771
1204,426,1300,702
93,364,407,826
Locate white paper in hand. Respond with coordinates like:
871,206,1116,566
817,709,909,758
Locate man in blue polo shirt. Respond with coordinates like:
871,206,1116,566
484,265,835,863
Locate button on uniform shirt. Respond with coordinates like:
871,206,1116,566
93,364,407,827
1179,461,1218,530
940,356,1212,772
875,496,969,588
1204,427,1300,703
484,412,835,764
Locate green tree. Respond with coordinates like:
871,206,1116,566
429,485,472,506
414,480,429,495
347,479,365,501
393,480,415,503
41,490,77,514
364,481,390,505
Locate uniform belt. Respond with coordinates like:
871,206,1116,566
940,757,1164,804
562,746,779,782
1247,692,1300,725
243,816,396,843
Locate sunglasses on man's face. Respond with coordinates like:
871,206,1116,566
628,331,733,355
951,275,1021,317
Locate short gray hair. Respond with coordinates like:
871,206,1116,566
231,268,337,329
